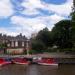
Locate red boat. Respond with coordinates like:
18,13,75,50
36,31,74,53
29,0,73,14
0,58,11,66
12,58,30,65
37,58,58,66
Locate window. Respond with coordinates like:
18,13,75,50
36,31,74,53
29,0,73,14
15,41,18,47
7,43,10,47
11,41,14,47
22,41,24,47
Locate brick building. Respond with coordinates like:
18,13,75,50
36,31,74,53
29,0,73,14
0,33,30,54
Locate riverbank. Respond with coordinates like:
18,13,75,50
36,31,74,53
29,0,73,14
0,52,75,58
0,52,75,64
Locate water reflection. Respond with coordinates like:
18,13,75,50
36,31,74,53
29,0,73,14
0,64,27,75
57,64,75,75
0,64,75,75
26,65,40,75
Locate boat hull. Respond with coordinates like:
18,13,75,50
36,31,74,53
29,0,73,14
37,58,58,66
12,58,30,65
0,61,11,66
14,62,29,65
38,63,58,66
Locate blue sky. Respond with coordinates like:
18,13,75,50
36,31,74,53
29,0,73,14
0,0,73,38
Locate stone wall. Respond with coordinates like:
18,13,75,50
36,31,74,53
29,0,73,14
7,48,24,54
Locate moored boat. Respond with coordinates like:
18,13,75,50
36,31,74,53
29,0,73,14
32,57,38,64
4,58,12,64
37,58,58,66
0,58,11,66
12,58,30,65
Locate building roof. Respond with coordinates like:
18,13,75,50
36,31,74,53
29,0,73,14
0,33,27,42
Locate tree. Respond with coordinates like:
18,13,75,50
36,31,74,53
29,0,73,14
52,20,72,48
0,43,7,54
71,0,75,48
31,40,45,53
30,27,53,52
72,21,75,47
36,28,53,48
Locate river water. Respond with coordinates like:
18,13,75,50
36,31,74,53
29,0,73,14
0,64,75,75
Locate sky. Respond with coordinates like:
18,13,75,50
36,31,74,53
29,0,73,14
0,0,73,38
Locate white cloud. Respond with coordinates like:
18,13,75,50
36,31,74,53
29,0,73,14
45,0,73,16
22,8,39,15
50,14,65,23
21,0,44,15
11,16,46,29
0,27,19,36
11,16,46,37
36,14,65,30
10,13,65,37
48,14,65,30
0,0,14,18
22,0,44,9
21,0,73,16
0,27,31,37
0,0,73,38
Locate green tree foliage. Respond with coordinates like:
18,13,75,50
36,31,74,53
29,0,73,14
71,0,75,47
0,43,7,48
71,0,75,20
72,21,75,47
36,28,53,47
52,20,72,48
31,27,53,53
30,0,75,52
71,12,75,20
31,40,45,53
0,43,7,54
73,0,75,8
